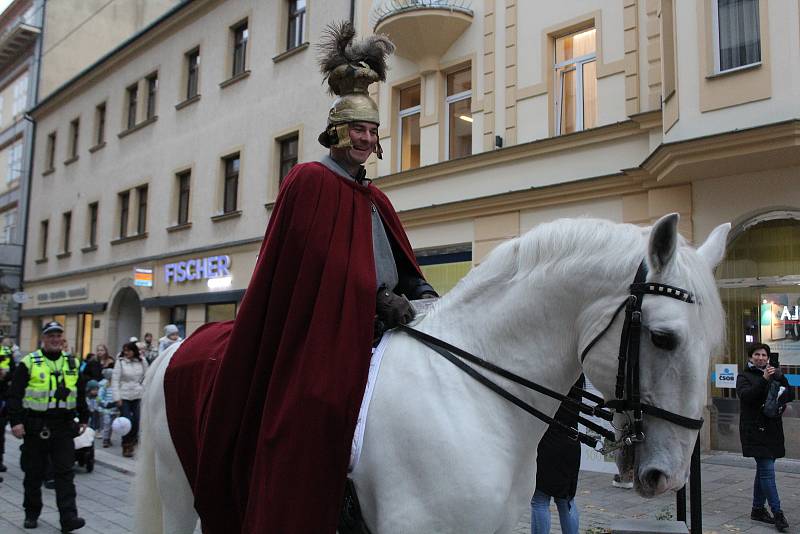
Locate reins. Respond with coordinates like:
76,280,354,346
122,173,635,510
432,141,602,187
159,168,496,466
399,258,704,453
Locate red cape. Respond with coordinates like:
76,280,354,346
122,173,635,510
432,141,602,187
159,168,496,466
164,162,423,533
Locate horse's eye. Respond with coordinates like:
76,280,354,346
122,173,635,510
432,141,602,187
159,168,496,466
650,331,677,351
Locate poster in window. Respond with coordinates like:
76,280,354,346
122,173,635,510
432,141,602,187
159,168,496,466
760,293,800,365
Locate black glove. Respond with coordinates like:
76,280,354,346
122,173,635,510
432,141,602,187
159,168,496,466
376,285,415,329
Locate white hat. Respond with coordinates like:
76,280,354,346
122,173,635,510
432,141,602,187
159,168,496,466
129,336,139,343
164,324,179,336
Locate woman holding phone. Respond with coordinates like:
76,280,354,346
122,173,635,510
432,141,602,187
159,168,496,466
736,343,794,532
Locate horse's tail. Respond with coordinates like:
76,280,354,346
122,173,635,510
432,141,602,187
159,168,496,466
133,343,179,533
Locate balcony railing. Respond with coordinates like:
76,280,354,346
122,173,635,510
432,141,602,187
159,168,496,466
370,0,473,29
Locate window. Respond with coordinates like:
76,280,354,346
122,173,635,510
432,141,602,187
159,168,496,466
39,219,48,259
6,140,23,183
146,73,158,119
95,103,106,145
177,170,191,225
714,0,761,72
186,49,200,99
170,305,187,338
126,84,138,129
279,135,298,184
398,84,421,171
69,118,79,159
88,202,98,247
1,209,16,244
118,191,130,238
12,73,28,116
61,211,72,253
46,132,56,170
206,302,237,323
136,185,148,234
554,28,597,135
232,21,249,76
76,313,93,358
446,68,472,160
223,154,240,213
287,0,306,50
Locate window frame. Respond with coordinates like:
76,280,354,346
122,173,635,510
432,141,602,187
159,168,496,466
222,154,240,214
186,48,200,99
95,103,106,145
205,301,237,323
444,67,473,161
278,135,299,185
136,185,148,235
177,170,191,225
126,84,138,130
397,84,422,172
118,191,130,238
39,219,49,260
46,132,56,171
711,0,762,74
553,37,597,135
62,211,72,253
287,0,306,51
88,202,98,248
12,73,28,116
232,21,249,77
146,73,158,120
69,118,80,158
1,208,17,244
6,140,23,183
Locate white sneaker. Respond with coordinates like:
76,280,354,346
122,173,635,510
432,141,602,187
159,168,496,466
612,474,633,489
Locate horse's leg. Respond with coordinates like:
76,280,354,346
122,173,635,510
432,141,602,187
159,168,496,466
134,344,198,534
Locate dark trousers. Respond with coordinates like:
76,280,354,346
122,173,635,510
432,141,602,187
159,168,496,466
120,399,141,445
0,409,7,465
20,420,78,520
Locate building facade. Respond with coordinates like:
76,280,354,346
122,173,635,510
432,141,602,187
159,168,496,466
21,0,800,455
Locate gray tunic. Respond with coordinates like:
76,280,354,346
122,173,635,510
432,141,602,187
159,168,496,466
318,156,399,291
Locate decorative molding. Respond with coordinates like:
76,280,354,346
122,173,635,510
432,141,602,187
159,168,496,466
219,69,251,89
175,94,201,110
210,210,242,222
482,0,496,151
272,42,309,63
623,0,640,116
110,233,148,246
42,168,54,177
80,245,98,253
166,222,192,232
504,0,517,146
63,155,79,166
55,251,72,259
88,142,106,153
118,115,158,139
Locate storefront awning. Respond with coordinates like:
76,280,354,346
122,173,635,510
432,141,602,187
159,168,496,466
141,289,245,308
20,302,107,317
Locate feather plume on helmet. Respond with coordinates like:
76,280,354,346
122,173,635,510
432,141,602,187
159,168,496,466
317,21,395,155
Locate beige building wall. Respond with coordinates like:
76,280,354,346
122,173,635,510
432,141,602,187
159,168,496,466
39,0,182,98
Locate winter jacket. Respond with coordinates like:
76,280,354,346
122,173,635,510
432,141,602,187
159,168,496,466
736,364,794,459
534,375,584,499
111,357,149,402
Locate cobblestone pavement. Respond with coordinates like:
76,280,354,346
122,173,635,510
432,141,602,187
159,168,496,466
1,429,798,533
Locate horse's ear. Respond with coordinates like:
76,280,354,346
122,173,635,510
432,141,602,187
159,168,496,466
696,222,731,269
647,213,679,273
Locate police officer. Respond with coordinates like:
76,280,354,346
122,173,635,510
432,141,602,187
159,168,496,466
7,321,87,531
0,338,13,476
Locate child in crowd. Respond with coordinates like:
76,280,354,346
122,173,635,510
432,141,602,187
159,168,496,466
97,368,118,447
85,380,100,431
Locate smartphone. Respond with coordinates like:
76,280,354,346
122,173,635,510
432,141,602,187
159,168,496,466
769,352,780,368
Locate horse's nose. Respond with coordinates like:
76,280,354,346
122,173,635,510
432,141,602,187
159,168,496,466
638,467,670,497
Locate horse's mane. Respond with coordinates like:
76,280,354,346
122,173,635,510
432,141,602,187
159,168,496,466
431,217,724,348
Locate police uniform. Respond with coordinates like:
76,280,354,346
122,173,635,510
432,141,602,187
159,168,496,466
7,322,87,531
0,343,12,474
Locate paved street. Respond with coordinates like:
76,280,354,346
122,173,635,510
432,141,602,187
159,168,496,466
1,429,798,533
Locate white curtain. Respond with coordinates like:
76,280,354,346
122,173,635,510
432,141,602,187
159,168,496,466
718,0,761,71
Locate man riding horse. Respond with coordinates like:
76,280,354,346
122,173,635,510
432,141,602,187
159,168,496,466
164,22,436,534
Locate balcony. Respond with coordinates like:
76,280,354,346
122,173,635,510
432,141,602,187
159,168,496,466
371,0,473,72
0,9,40,71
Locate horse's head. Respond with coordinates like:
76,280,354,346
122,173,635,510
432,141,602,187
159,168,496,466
582,214,730,497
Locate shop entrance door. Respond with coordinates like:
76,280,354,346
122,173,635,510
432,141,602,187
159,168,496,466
109,287,142,354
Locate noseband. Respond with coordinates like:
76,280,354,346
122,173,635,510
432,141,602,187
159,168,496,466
580,259,703,451
400,258,704,452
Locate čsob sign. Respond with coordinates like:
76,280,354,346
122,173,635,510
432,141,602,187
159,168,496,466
165,255,231,284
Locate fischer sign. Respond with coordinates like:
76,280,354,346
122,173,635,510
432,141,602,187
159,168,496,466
165,255,231,284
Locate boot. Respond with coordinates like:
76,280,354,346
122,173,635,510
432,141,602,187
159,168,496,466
24,516,38,528
60,516,85,532
102,439,111,448
751,507,774,524
773,511,788,533
122,443,133,458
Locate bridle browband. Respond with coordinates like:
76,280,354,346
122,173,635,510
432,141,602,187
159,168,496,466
400,258,704,452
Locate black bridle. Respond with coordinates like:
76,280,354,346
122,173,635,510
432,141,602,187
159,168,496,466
399,259,704,452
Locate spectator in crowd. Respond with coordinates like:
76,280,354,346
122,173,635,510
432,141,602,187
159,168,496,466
737,343,794,533
158,324,182,358
112,342,148,457
98,368,117,448
96,344,114,370
2,336,22,363
531,376,584,534
85,380,100,431
0,338,14,474
80,353,103,382
141,332,158,363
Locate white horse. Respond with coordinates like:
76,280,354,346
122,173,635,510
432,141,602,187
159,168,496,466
134,214,730,534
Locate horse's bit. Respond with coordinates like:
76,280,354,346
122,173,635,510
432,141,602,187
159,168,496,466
400,259,704,453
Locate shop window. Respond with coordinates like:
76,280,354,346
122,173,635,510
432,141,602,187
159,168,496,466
445,68,472,160
417,247,473,295
278,134,298,185
287,0,306,50
76,313,93,359
398,83,421,171
713,0,760,73
170,305,187,338
177,170,191,225
186,48,200,99
95,103,106,145
206,302,237,323
231,20,249,77
126,83,138,130
554,28,597,135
